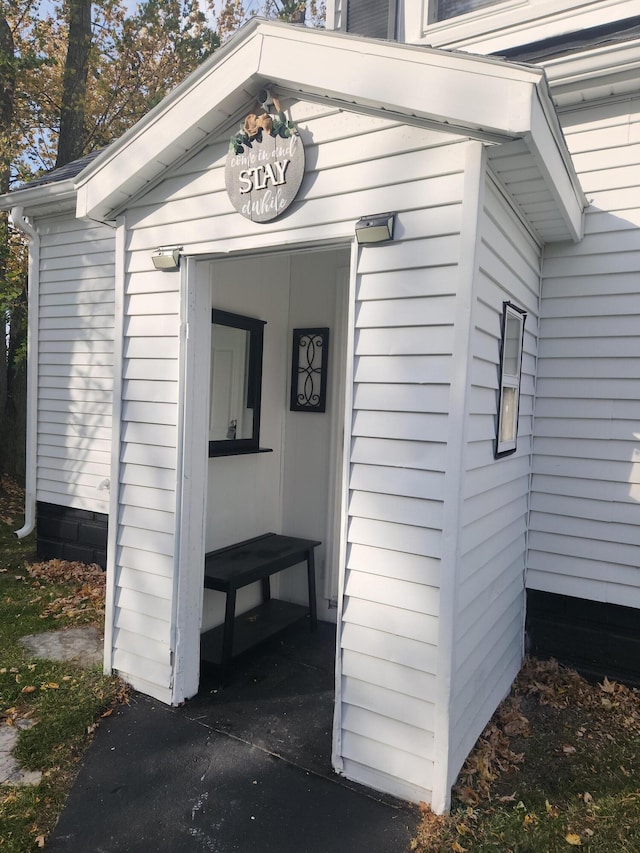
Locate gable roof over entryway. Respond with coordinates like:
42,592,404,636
75,18,585,243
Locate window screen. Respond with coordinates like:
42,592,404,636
346,0,397,39
434,0,503,22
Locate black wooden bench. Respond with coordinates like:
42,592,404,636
200,532,320,681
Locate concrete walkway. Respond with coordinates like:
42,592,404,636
1,625,103,788
46,621,418,852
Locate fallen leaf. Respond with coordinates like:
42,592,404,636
563,744,576,754
21,686,36,694
451,843,467,853
48,682,59,690
583,792,594,804
36,835,45,848
565,833,582,846
101,708,113,718
545,799,559,817
456,787,479,806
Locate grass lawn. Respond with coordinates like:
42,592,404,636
0,479,126,852
413,660,640,852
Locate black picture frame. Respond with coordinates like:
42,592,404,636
290,327,330,413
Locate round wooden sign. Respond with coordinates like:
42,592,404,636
225,133,305,223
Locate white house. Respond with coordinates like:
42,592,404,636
3,0,640,814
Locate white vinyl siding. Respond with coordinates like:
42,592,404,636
529,96,640,608
36,215,115,513
342,133,466,803
109,263,179,699
449,175,541,780
114,100,469,799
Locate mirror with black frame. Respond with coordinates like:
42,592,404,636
209,309,266,456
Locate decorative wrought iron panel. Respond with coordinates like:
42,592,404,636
290,328,330,413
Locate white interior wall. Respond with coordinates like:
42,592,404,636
202,249,347,631
279,250,349,620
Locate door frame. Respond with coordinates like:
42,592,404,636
171,241,357,715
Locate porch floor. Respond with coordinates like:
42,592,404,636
46,619,418,852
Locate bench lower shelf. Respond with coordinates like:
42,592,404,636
200,598,311,667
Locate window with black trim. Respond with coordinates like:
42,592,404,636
209,309,267,457
495,301,526,458
432,0,504,22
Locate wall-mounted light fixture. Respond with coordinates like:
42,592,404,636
152,246,182,270
355,213,396,245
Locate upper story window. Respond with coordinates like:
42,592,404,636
433,0,504,22
344,0,398,39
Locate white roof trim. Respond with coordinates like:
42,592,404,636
0,179,76,216
73,19,584,240
544,37,640,107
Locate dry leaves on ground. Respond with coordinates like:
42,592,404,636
27,559,106,624
454,693,529,805
0,476,25,527
413,657,640,852
520,657,640,735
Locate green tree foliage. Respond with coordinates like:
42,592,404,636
217,0,325,40
0,0,223,478
0,0,324,480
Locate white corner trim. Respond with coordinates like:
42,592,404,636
331,238,358,775
431,141,487,814
103,215,126,676
171,257,210,705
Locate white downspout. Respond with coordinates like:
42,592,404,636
9,206,39,540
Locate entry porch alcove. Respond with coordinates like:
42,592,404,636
198,246,349,690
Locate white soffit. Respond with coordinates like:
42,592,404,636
543,38,640,107
75,19,585,242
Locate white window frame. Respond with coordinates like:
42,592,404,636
429,0,505,24
403,0,640,54
495,301,526,459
